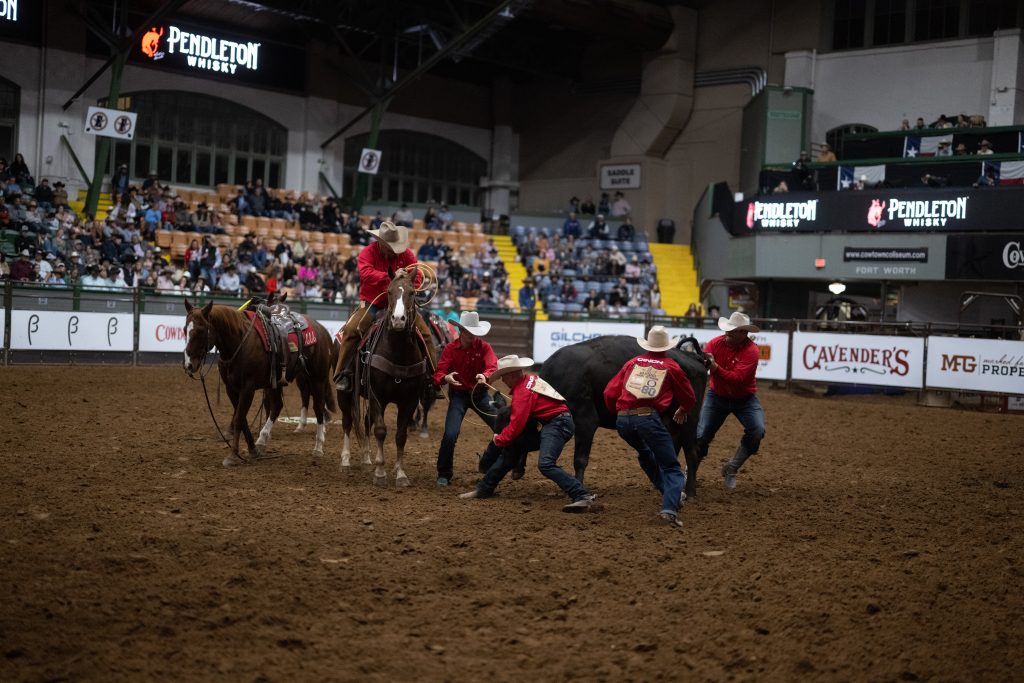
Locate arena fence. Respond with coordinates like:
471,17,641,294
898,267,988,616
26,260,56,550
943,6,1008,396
1,283,1021,402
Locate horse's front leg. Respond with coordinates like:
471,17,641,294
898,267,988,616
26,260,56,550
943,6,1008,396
310,384,327,458
255,389,282,455
226,385,256,468
372,400,389,486
394,396,417,487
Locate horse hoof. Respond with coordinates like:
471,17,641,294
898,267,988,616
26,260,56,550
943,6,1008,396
373,475,389,487
293,425,304,433
340,457,351,468
419,430,429,439
396,476,412,487
312,448,324,458
223,454,244,468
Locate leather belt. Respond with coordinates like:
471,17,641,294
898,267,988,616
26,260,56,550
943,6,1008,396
618,408,655,416
538,411,570,425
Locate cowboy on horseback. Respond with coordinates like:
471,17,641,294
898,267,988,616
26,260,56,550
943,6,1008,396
335,221,438,392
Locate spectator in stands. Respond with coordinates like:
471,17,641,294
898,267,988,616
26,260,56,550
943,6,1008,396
393,203,415,227
977,139,994,156
9,153,31,187
973,167,997,188
587,214,611,240
956,114,969,128
611,192,632,217
52,182,68,208
370,211,385,229
321,197,341,232
111,164,129,203
217,264,241,295
791,151,814,190
11,249,34,281
624,254,641,282
772,180,789,193
936,140,952,157
914,117,926,130
174,200,191,231
617,216,636,242
143,204,159,239
609,246,626,276
438,204,454,229
0,253,7,280
519,278,536,312
580,197,596,215
954,143,968,156
423,205,441,230
567,196,580,214
650,284,662,310
596,192,611,216
933,115,953,129
921,173,947,188
34,178,55,210
192,275,211,294
584,288,604,314
562,212,581,239
817,143,837,162
81,264,104,289
685,303,703,319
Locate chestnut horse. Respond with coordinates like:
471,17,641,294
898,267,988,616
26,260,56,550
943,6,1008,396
338,271,428,485
183,300,338,467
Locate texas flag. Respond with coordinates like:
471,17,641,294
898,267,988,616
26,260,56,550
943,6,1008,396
987,160,1024,186
837,165,886,190
903,134,952,157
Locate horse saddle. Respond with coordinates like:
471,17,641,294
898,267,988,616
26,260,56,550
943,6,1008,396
247,305,317,388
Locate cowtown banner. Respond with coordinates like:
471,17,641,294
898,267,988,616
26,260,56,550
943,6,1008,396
926,336,1024,395
945,234,1024,280
790,331,925,389
736,187,1024,235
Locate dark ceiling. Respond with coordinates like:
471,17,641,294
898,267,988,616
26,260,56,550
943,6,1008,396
85,0,688,85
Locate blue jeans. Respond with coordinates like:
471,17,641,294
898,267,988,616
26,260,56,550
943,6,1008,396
478,413,586,501
695,389,766,462
616,414,685,515
437,388,496,480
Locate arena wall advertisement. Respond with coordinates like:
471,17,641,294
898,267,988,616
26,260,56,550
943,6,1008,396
138,314,188,352
9,311,133,351
664,328,790,380
925,336,1024,394
532,321,644,363
791,331,925,389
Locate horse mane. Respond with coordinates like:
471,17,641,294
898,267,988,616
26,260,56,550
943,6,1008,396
208,303,247,335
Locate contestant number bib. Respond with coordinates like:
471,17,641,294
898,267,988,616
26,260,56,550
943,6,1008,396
625,364,666,400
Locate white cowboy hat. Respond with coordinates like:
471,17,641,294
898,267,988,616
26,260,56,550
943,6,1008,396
637,325,678,352
490,354,534,382
718,312,760,333
455,310,491,336
364,220,409,253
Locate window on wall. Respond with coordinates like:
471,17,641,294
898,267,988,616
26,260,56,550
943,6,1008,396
343,130,487,208
968,0,1021,35
833,0,867,49
914,0,961,40
0,77,19,163
99,91,287,188
873,0,907,45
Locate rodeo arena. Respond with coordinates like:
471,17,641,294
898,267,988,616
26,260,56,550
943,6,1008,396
4,0,1024,680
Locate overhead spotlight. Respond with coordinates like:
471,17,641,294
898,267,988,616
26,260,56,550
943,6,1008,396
828,282,846,296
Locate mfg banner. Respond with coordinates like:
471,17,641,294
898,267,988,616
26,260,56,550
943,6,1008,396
665,328,790,380
533,321,644,363
10,311,133,351
791,331,925,389
926,336,1024,395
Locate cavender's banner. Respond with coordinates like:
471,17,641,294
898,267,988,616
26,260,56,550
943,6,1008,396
736,187,1024,235
945,234,1024,280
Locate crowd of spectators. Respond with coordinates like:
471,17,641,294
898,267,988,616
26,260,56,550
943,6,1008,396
897,113,987,131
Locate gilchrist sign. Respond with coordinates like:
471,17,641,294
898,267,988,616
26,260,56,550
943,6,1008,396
600,164,642,190
946,234,1024,280
733,188,1024,235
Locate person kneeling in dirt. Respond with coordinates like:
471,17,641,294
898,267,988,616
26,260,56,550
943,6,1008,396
460,355,597,512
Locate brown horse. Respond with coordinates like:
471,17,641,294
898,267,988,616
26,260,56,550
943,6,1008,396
183,300,338,467
338,271,428,485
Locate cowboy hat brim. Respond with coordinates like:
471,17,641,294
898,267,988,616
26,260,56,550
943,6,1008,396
364,224,410,253
718,316,760,333
636,336,678,352
455,319,491,337
490,357,534,380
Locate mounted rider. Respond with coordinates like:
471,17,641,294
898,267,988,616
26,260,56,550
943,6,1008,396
335,221,438,392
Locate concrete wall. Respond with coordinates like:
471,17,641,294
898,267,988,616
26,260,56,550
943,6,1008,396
899,281,1024,325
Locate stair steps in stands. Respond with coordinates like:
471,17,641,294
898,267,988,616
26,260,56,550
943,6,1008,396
648,243,701,318
492,234,546,319
70,190,113,221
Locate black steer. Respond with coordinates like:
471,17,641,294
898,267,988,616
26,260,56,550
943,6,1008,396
539,335,708,497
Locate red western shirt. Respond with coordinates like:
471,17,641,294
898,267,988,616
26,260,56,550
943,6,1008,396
704,334,759,399
493,374,568,447
357,242,421,305
433,336,498,391
603,352,696,414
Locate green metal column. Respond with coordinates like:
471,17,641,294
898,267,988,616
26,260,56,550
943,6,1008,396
350,99,389,215
84,52,127,218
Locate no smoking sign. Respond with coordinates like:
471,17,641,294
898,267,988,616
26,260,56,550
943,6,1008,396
358,148,382,175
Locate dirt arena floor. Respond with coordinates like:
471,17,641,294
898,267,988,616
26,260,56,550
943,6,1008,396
1,366,1022,682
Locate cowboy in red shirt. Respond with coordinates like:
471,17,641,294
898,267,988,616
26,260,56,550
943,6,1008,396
604,326,696,527
696,312,765,490
335,221,435,391
433,311,499,487
460,355,597,512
